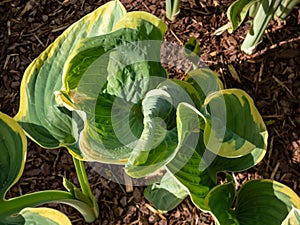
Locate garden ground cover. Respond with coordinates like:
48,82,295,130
0,0,299,224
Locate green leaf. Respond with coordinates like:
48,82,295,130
144,171,188,212
226,0,258,32
282,206,300,225
19,207,72,225
0,112,26,200
0,113,97,223
184,68,223,106
125,80,199,177
14,0,127,155
164,94,267,211
204,177,239,225
208,145,266,174
58,16,168,163
183,36,201,67
166,0,181,21
167,150,216,211
204,179,300,225
202,89,268,158
166,103,216,210
274,0,300,20
112,11,167,36
241,0,282,54
235,180,300,225
63,178,90,205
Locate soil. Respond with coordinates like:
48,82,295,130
0,0,299,224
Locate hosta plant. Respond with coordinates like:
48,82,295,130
1,0,299,224
0,112,97,224
215,0,300,54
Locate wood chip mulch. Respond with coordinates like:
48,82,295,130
0,0,299,224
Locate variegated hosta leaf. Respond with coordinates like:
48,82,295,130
144,171,188,212
125,80,199,177
183,36,201,66
163,100,267,211
204,178,238,225
203,89,268,158
184,68,223,107
0,112,26,200
282,206,300,225
57,16,168,163
111,11,167,35
206,179,300,225
0,113,96,223
14,0,127,157
144,102,205,212
165,103,215,210
167,149,216,211
19,207,72,225
130,69,223,179
235,180,300,225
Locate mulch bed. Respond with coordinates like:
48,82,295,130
0,0,299,224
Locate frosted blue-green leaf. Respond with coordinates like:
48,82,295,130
14,0,127,157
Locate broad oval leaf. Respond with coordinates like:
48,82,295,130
19,207,72,225
184,68,223,106
202,179,300,225
164,101,267,212
0,112,26,200
203,89,268,158
167,150,216,211
14,0,127,156
235,180,300,225
204,178,239,225
58,17,168,163
144,171,188,212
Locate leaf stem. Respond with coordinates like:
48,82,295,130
0,190,96,222
72,156,99,217
1,191,66,217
